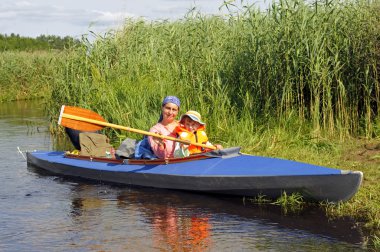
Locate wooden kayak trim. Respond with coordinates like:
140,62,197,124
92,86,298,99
64,152,213,165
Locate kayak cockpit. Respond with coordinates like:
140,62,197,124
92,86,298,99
64,152,215,165
64,146,242,165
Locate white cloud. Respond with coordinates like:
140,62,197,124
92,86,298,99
0,1,134,37
91,10,135,26
0,0,265,38
14,1,32,7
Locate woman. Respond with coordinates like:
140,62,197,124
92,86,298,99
147,96,181,159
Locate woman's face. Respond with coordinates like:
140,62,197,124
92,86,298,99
161,102,179,122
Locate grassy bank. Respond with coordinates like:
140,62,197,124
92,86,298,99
1,0,380,248
259,136,380,246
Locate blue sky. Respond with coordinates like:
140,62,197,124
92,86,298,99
0,0,267,39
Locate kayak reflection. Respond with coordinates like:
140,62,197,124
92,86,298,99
118,191,212,251
63,184,364,251
151,207,211,251
67,185,213,251
116,188,364,247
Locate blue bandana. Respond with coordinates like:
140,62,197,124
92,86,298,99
162,96,180,108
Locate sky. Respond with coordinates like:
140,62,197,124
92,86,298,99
0,0,266,39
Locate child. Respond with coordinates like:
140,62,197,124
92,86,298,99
174,110,222,157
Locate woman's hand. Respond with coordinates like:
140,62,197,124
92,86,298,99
153,134,166,149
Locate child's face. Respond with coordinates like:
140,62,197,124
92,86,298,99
183,117,201,131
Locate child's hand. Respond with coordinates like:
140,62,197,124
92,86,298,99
180,143,189,149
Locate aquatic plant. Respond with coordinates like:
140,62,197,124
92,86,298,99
272,191,304,214
248,194,272,205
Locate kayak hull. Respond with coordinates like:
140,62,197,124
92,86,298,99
26,151,363,202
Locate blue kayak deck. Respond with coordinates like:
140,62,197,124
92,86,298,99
31,151,343,177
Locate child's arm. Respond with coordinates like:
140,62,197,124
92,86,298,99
173,142,190,158
204,141,223,150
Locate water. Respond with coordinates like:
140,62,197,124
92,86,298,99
0,100,366,251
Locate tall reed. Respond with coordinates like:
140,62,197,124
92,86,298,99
42,0,379,144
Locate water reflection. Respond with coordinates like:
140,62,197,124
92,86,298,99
0,99,47,117
71,195,105,218
150,205,211,251
63,182,364,251
116,189,213,250
117,189,364,249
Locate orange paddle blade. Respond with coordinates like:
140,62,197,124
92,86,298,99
58,105,106,131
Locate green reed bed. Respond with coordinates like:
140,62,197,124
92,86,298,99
3,0,378,248
48,0,380,139
0,50,64,102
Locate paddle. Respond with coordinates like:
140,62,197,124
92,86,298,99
58,105,217,150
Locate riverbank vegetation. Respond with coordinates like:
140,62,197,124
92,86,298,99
1,0,380,248
0,51,61,101
0,34,80,102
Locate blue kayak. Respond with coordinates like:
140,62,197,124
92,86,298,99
26,148,363,202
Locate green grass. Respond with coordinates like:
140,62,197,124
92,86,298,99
372,234,380,250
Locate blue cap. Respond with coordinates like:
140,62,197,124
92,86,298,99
162,96,180,108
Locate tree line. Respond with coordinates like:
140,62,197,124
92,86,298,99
0,33,81,51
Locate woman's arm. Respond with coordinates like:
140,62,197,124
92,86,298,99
148,124,169,159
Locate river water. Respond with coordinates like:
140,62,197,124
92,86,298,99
0,100,366,251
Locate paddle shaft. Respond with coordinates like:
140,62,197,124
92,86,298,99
61,113,216,150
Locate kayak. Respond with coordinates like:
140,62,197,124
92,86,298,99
26,148,363,202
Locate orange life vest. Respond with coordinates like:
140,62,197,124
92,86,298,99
174,124,210,154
